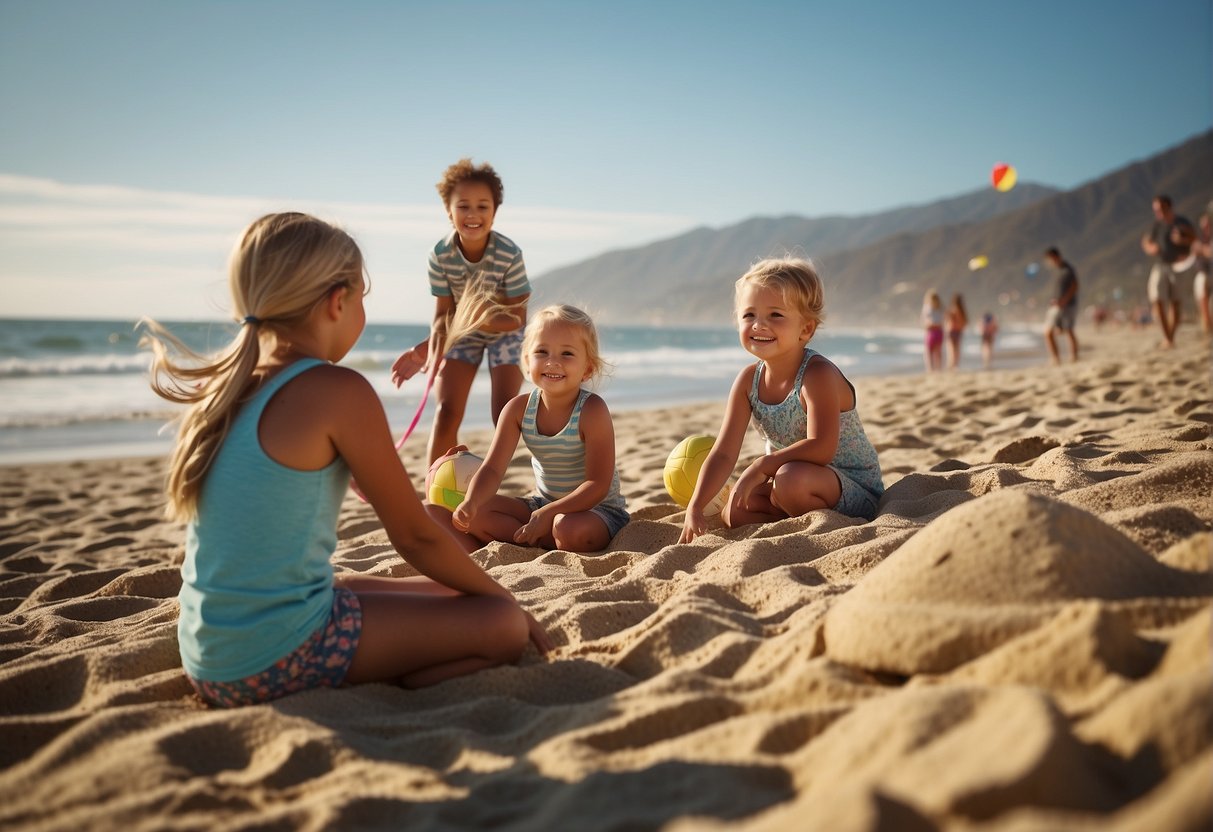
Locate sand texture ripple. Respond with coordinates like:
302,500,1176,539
0,330,1209,831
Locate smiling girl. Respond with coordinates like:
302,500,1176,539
436,305,629,553
679,257,884,543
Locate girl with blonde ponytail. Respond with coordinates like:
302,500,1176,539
143,212,549,708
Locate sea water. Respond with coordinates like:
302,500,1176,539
0,318,1040,465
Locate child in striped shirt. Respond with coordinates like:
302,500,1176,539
443,305,629,553
391,159,531,465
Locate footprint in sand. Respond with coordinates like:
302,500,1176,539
991,436,1060,464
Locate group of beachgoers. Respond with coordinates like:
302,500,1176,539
140,155,1212,709
921,193,1211,372
141,159,884,708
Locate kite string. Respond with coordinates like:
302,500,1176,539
350,357,442,503
394,358,440,451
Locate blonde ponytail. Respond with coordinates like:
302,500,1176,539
142,213,363,521
436,278,523,359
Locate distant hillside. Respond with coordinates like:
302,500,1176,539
530,184,1058,325
531,131,1212,327
818,130,1213,325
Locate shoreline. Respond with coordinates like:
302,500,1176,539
0,328,1050,469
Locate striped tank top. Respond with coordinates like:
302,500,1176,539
522,388,626,511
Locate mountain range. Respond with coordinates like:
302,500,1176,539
531,131,1213,327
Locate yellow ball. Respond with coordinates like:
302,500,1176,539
425,450,483,510
663,434,730,516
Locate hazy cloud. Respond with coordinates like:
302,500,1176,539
0,175,695,321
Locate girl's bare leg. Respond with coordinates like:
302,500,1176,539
488,364,523,425
551,512,611,552
344,591,528,687
427,359,478,465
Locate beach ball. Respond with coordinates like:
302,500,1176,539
968,255,989,271
991,162,1017,192
425,450,483,510
1025,262,1041,279
664,434,730,517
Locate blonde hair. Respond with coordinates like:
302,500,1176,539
434,279,524,359
924,289,941,308
522,305,608,384
735,257,825,327
141,212,364,521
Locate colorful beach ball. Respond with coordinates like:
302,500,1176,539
664,434,730,517
426,449,483,510
991,162,1017,192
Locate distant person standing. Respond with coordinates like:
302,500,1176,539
1194,208,1211,337
945,293,968,370
921,289,944,372
979,311,998,369
1043,247,1079,364
1140,194,1196,349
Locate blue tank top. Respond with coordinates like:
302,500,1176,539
748,348,884,498
177,358,349,682
521,388,626,512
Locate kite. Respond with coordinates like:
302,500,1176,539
991,163,1017,192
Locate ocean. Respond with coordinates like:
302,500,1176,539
0,318,1041,465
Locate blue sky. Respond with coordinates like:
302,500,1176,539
1,0,1210,322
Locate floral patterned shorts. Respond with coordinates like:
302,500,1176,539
187,588,362,708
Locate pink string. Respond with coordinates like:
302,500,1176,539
394,359,439,451
351,359,440,503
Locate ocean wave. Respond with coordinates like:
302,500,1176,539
0,409,178,430
0,353,151,378
31,334,89,350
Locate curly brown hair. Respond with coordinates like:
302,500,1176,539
436,158,504,208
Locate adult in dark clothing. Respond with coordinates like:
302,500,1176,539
1044,247,1078,364
1140,194,1197,349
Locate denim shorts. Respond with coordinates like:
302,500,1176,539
522,494,631,540
445,329,524,369
831,468,881,522
186,587,362,708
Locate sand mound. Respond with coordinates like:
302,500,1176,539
825,489,1208,675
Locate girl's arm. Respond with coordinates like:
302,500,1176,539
514,394,615,545
427,296,455,366
733,361,842,508
479,293,529,334
451,394,527,532
390,337,429,386
327,370,520,600
679,368,754,543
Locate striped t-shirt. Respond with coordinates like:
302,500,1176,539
522,388,627,513
428,230,530,304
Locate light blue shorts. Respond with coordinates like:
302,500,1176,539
522,494,631,540
445,329,524,369
831,468,881,521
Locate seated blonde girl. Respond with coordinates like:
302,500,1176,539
434,304,629,553
142,212,550,708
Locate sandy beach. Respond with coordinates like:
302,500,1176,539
0,327,1209,831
